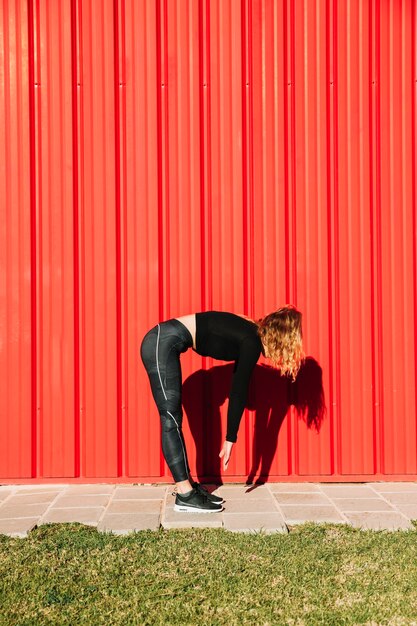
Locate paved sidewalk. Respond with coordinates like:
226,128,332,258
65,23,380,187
0,482,416,537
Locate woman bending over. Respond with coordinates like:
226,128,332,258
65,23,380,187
140,306,304,513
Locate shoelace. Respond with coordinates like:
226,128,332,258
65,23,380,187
172,488,209,501
172,483,207,496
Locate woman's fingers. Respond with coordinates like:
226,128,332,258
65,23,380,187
219,449,227,470
219,442,233,470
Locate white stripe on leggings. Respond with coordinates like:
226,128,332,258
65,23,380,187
156,324,167,400
156,323,189,479
167,410,190,478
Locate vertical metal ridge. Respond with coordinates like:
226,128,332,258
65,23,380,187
283,0,292,471
162,0,169,319
273,0,280,305
281,0,297,307
369,0,377,473
119,0,128,478
70,0,80,477
211,1,221,308
360,0,373,472
28,0,38,478
303,0,309,235
206,0,212,311
331,0,341,474
197,0,205,457
78,0,85,478
1,0,10,473
155,0,165,474
113,0,122,476
247,0,254,318
198,0,205,312
289,0,297,306
241,0,254,320
373,0,384,474
325,0,334,475
413,0,417,464
241,0,248,317
283,0,290,303
156,0,164,328
121,0,127,475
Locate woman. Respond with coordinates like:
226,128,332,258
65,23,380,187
140,306,304,513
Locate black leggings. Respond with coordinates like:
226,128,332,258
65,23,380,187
140,319,193,482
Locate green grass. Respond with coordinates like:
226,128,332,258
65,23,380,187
1,522,417,626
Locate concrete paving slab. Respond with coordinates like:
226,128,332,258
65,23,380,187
216,485,271,499
107,500,162,514
98,513,160,534
330,498,396,512
273,492,331,505
268,483,322,492
280,505,347,524
379,492,417,505
0,503,51,519
393,505,417,519
14,486,68,494
52,495,111,507
370,482,417,492
343,511,414,531
40,507,104,525
0,490,13,500
223,512,288,534
5,493,60,504
319,485,378,498
224,498,279,513
113,486,168,499
0,518,39,538
0,485,60,492
64,485,115,495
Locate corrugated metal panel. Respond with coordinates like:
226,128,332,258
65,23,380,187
0,0,416,483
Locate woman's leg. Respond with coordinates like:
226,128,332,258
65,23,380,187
140,320,193,492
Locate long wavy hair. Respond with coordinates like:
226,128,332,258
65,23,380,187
254,305,305,381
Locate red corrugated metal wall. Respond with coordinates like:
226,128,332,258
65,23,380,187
1,0,416,483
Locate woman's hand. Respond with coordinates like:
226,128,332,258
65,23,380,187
219,440,234,471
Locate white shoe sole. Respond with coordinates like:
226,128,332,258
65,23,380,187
174,503,223,513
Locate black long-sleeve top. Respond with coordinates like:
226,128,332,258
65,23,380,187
193,311,264,443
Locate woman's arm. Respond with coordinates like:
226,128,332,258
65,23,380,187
225,336,261,442
218,339,259,471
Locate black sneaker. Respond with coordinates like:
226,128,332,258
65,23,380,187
174,488,223,513
191,481,224,504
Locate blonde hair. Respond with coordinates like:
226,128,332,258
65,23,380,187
255,305,305,381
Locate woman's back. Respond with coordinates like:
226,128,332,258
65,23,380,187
193,310,263,361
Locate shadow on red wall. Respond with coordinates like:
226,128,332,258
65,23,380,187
182,357,326,484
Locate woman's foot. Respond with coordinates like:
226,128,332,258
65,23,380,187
174,478,224,504
191,481,224,504
174,488,223,513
